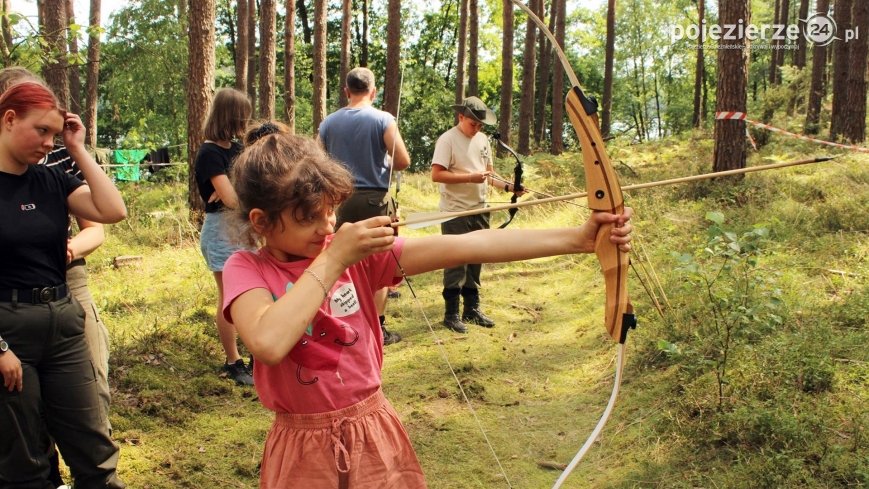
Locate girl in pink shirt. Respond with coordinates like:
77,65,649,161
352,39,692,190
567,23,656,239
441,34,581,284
222,126,634,489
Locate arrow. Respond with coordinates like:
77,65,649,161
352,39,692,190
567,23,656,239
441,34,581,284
395,156,836,229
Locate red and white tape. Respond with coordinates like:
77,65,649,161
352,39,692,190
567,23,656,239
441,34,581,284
716,111,869,153
715,111,747,120
715,112,756,149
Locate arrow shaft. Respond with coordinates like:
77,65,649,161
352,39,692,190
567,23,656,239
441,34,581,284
393,156,834,229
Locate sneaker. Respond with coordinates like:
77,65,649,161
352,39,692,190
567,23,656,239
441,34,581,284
223,359,254,386
387,288,401,299
382,326,402,345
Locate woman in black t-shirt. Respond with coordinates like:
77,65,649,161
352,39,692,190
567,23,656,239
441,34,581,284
0,82,127,487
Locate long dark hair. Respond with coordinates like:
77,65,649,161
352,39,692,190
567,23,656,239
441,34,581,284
202,88,251,142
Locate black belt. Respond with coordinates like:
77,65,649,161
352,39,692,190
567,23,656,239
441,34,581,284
0,284,69,304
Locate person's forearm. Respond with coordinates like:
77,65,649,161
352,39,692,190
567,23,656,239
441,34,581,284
432,168,487,184
399,226,591,277
68,224,105,261
238,251,349,365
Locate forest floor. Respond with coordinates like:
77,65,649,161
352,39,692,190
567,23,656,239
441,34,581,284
62,132,867,488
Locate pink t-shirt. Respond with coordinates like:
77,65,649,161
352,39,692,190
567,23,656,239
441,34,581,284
222,237,404,414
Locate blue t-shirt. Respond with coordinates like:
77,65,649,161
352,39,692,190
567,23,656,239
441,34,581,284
319,106,394,189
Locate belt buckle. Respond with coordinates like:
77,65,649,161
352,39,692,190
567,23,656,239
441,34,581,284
38,287,54,303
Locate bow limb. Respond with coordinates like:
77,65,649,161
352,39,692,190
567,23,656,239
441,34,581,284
493,134,525,228
511,0,635,343
567,95,634,343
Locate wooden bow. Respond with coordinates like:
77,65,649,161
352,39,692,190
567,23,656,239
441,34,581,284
511,0,636,344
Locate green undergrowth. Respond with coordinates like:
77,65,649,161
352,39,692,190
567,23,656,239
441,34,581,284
75,134,867,488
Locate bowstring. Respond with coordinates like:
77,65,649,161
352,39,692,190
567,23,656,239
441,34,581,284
386,64,514,487
551,344,625,488
389,251,515,488
386,67,404,194
488,174,588,209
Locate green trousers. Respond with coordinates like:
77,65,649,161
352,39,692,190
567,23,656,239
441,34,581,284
0,295,124,489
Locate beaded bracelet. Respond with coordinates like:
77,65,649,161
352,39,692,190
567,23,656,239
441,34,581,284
304,268,330,300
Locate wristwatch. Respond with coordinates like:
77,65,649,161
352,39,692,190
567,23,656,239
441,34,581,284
0,336,8,354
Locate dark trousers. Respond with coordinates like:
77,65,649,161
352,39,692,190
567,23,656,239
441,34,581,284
441,212,490,291
336,188,395,229
0,296,124,489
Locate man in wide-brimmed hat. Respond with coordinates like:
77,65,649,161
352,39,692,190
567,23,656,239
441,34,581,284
431,96,520,333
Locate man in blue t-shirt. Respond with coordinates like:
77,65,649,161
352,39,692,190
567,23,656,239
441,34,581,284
319,67,410,345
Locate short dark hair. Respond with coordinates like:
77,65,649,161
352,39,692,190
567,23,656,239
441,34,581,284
345,67,375,95
244,119,291,146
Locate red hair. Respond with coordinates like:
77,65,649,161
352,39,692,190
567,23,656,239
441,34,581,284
0,82,62,119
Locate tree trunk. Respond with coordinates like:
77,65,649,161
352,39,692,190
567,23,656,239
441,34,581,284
360,0,369,66
804,0,830,135
224,0,236,75
430,1,454,76
702,60,709,121
793,0,810,68
235,0,248,92
467,0,479,96
517,0,537,155
0,0,12,62
774,0,789,80
247,0,257,113
284,0,296,132
769,0,781,85
454,0,468,104
65,0,81,114
830,0,852,140
692,0,705,128
312,0,327,132
84,0,101,147
498,0,514,157
533,0,555,146
40,0,70,107
258,0,276,119
338,0,352,107
654,73,663,138
713,0,750,173
383,0,400,116
601,0,616,137
631,57,646,141
842,0,868,142
297,0,311,44
550,0,565,154
187,0,216,214
634,17,650,137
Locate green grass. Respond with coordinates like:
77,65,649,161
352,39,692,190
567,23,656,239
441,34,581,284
67,135,868,488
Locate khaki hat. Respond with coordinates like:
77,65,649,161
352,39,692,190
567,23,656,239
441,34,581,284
451,96,497,125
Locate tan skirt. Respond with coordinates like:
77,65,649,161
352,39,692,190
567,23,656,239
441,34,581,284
259,389,427,489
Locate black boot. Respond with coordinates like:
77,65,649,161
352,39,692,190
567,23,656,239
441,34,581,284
461,288,495,327
443,289,467,333
380,315,402,345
